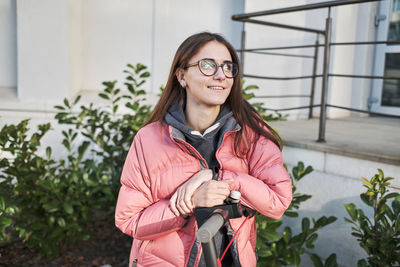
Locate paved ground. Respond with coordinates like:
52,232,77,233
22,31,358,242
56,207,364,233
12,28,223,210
270,116,400,165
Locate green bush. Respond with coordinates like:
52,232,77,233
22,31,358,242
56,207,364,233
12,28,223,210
256,162,337,267
54,63,151,203
0,120,100,257
344,169,400,267
0,63,151,257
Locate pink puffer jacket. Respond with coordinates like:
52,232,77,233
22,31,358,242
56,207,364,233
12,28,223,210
115,122,292,267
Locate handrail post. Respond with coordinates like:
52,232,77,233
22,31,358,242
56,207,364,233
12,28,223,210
317,10,332,142
240,27,246,73
309,37,320,119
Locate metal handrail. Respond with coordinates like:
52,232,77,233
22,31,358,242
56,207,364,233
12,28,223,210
232,0,399,143
239,18,325,34
244,51,315,58
239,41,400,52
243,73,400,81
243,74,323,80
262,104,400,119
232,0,379,20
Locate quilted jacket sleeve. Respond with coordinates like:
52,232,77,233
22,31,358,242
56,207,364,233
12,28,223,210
115,133,187,240
220,136,292,220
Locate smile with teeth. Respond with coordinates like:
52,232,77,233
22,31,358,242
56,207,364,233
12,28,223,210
208,86,225,90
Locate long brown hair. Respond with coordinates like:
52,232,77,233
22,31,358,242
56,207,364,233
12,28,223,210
145,32,282,156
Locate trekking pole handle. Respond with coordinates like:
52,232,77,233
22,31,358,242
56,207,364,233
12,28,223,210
196,209,228,243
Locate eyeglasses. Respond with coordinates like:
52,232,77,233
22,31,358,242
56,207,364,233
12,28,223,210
185,58,239,78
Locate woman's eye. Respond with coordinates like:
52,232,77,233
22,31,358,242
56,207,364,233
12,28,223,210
201,60,215,69
224,64,233,71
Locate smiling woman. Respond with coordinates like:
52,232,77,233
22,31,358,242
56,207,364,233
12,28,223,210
176,41,234,131
114,32,293,267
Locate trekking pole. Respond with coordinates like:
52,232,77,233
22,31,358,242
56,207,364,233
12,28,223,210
197,209,228,267
195,191,242,267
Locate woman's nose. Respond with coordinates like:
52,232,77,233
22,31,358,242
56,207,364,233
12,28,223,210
213,66,225,80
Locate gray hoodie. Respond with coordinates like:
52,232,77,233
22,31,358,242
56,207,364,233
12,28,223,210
164,101,238,169
164,101,240,266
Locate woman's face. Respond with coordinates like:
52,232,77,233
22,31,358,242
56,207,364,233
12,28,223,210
178,41,234,110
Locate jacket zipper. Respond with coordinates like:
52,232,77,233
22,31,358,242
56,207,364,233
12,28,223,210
136,239,149,264
170,137,207,267
171,127,241,267
215,129,240,172
173,138,208,169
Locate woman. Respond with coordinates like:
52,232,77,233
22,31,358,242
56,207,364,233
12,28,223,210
115,32,292,267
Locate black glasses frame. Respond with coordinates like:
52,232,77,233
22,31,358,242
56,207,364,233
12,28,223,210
184,58,238,78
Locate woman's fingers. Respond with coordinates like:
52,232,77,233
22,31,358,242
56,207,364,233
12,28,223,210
192,180,231,208
170,188,193,216
169,169,213,217
169,192,180,216
177,191,192,214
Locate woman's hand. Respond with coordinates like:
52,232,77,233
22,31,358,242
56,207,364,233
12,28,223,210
169,169,213,217
192,180,234,208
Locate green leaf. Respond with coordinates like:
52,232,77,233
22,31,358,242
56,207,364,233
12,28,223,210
63,203,74,214
361,177,372,188
99,93,110,100
243,84,259,90
0,217,12,227
310,254,323,267
43,202,59,213
360,193,373,207
392,195,400,214
292,250,301,266
73,95,81,105
260,230,280,241
257,248,272,257
284,211,299,217
302,217,310,232
377,169,384,180
357,259,367,267
325,253,337,267
385,192,399,199
366,238,377,247
46,146,52,159
82,173,96,186
282,227,291,244
63,98,70,108
140,71,150,78
0,196,5,210
306,233,318,249
351,232,363,238
345,203,357,220
5,205,17,215
57,217,66,228
54,105,65,110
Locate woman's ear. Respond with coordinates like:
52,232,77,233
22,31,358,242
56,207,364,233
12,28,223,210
176,69,186,88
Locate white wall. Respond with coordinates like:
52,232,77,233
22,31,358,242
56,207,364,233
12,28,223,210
0,0,244,108
328,2,377,118
17,0,71,102
69,0,83,99
0,0,17,91
81,0,153,92
152,0,244,95
81,0,244,96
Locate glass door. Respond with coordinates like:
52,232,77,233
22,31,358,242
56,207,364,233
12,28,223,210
370,0,400,115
